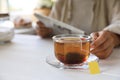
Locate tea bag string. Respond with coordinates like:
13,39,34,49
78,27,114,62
80,37,88,53
80,38,83,51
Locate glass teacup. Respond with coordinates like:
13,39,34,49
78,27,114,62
46,34,99,69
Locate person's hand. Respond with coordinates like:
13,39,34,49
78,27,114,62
90,30,120,59
36,21,53,38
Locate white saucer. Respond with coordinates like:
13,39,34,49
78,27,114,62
46,53,99,69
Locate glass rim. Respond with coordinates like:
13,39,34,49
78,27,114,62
52,34,91,42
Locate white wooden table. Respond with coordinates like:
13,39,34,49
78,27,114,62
0,34,120,80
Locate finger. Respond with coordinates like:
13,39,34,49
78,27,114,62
90,38,110,53
93,45,113,59
37,21,44,25
37,25,48,31
37,21,46,28
93,43,113,59
91,32,107,48
90,32,99,41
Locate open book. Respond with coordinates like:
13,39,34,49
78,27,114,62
34,13,85,34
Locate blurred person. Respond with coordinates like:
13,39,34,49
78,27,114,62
36,0,120,59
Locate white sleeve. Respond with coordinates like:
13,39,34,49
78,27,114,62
104,1,120,35
104,21,120,34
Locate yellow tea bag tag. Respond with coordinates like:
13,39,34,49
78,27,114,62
88,61,100,74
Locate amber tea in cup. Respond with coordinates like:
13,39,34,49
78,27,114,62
52,34,91,65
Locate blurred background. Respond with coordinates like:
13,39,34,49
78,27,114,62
0,0,56,35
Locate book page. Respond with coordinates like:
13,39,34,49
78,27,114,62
34,13,85,34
